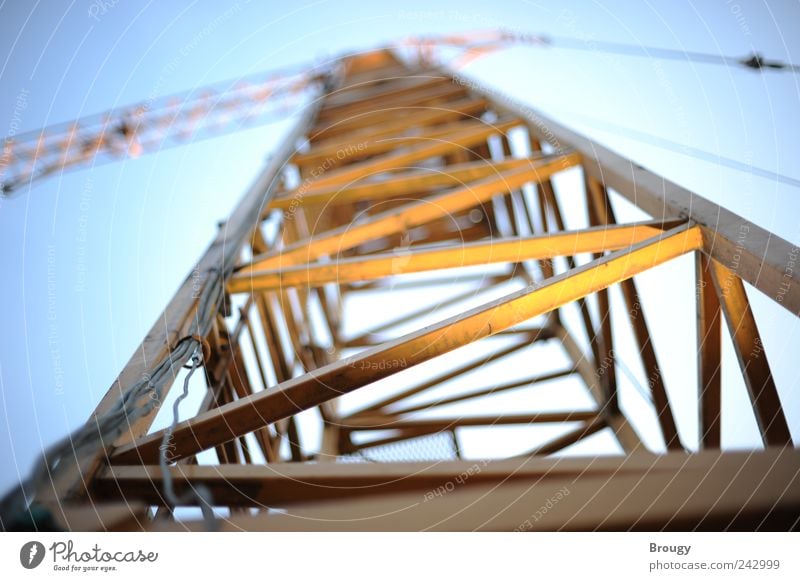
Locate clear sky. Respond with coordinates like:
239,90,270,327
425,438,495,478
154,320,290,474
1,1,799,495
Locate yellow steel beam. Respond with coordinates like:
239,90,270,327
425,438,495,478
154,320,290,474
390,368,576,415
293,98,488,165
341,274,516,348
249,152,580,271
696,253,722,448
709,260,792,446
297,118,521,190
553,324,643,452
456,67,800,316
313,105,465,141
310,98,487,149
270,157,534,210
312,92,475,141
585,176,680,450
111,223,702,464
319,76,450,112
346,333,540,417
317,80,466,123
299,117,500,170
230,220,680,293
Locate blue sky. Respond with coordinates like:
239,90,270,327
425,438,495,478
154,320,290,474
1,1,799,495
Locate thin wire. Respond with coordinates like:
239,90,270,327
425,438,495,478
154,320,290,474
442,32,800,73
544,35,799,72
159,351,217,531
0,266,226,528
559,111,800,189
0,337,194,528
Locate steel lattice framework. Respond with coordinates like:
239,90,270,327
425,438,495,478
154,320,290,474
5,48,799,532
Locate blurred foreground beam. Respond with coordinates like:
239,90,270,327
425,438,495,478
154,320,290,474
100,449,800,530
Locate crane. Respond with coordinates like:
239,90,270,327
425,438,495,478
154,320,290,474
2,32,798,533
2,29,795,195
